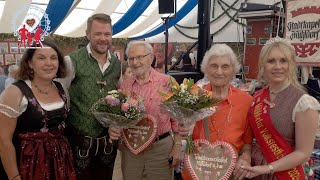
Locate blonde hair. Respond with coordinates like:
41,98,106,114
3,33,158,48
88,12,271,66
258,38,305,91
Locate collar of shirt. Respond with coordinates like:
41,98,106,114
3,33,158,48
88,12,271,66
203,83,236,106
86,43,111,73
131,68,158,86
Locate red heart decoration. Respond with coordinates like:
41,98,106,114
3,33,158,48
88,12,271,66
185,139,238,180
26,18,35,27
122,114,157,154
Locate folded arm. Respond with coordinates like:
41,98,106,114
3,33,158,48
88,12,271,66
242,108,318,178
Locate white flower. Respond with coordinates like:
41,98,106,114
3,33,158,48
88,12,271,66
108,90,118,94
180,84,186,93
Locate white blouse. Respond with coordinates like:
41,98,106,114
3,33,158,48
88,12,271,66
0,80,67,118
293,94,320,138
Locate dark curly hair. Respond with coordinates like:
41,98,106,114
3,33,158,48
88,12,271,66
18,38,67,80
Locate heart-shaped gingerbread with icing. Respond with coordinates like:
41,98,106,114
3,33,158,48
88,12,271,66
185,139,238,180
122,114,157,154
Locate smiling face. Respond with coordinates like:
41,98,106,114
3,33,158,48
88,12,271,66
205,56,234,87
127,44,153,78
263,47,289,85
86,20,112,55
28,47,59,81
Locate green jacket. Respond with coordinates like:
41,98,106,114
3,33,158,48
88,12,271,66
68,47,121,137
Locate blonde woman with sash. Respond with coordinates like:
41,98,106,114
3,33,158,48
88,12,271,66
241,37,320,179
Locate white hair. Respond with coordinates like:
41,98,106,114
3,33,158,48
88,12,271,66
0,67,4,75
200,44,240,75
125,40,153,56
8,64,19,73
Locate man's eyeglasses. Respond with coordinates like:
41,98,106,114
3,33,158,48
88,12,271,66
128,53,151,61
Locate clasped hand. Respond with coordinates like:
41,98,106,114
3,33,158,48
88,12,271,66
108,127,121,142
177,123,192,137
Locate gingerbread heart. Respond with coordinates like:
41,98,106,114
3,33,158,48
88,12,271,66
185,139,238,180
26,18,35,27
122,114,157,154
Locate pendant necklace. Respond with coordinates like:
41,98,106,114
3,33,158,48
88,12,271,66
210,104,233,141
33,82,52,95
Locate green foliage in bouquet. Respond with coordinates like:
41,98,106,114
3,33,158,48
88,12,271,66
160,77,220,110
160,77,220,154
90,90,145,120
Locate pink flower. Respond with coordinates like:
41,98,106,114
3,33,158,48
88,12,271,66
127,98,138,107
121,102,130,112
104,95,114,105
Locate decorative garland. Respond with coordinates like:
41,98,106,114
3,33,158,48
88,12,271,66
48,34,88,46
0,33,17,41
0,33,128,47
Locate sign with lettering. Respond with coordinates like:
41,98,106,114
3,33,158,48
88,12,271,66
122,114,157,154
286,0,320,66
185,139,238,180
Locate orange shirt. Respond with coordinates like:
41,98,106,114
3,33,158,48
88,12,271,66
182,84,253,180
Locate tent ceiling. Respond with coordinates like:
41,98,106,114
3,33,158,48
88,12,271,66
0,0,278,42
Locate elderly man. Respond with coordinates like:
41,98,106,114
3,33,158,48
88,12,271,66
109,40,182,180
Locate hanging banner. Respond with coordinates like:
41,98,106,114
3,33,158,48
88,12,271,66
286,0,320,66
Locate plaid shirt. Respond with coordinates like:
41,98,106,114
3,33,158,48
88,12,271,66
120,68,178,136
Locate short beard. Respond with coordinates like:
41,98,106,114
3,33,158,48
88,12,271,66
91,44,109,55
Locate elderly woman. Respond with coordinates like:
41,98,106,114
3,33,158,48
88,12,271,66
0,39,76,180
241,37,320,179
181,44,253,180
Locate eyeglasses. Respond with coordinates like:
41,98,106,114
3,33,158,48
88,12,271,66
128,53,151,61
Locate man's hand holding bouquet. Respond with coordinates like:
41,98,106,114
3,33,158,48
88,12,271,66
91,89,145,130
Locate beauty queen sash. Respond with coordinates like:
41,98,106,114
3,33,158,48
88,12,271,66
248,88,305,180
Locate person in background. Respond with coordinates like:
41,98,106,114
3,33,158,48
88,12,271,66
189,51,197,70
180,52,195,72
61,13,121,180
121,61,134,80
110,45,119,59
151,56,157,68
109,40,182,180
113,60,133,180
0,67,7,94
171,51,183,70
5,64,19,88
180,44,253,180
241,37,320,179
0,39,76,180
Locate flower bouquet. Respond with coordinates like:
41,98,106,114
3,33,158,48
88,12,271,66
90,90,145,128
160,77,219,154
